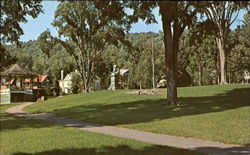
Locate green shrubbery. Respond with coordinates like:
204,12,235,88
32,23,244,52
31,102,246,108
71,74,82,94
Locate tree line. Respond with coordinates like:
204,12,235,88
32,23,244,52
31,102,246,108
1,1,249,106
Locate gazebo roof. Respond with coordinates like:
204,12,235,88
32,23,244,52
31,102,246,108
0,64,37,77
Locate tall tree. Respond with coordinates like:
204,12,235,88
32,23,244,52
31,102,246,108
50,1,129,92
158,2,208,105
0,45,17,71
227,12,250,83
37,30,55,58
203,1,249,84
126,33,156,89
128,2,209,105
0,0,43,69
0,0,43,45
190,35,217,86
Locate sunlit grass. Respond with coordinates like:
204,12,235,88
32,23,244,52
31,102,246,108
0,103,199,155
26,84,250,145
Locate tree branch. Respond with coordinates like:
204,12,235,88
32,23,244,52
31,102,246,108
229,9,240,26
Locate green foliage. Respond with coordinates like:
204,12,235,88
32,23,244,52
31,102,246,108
106,32,166,89
201,1,250,84
0,0,43,45
5,40,76,82
71,74,81,94
127,33,156,89
183,30,218,86
0,45,17,71
227,12,250,83
0,0,43,70
44,86,52,96
2,2,248,89
8,26,247,88
37,30,55,58
50,1,131,92
52,79,60,96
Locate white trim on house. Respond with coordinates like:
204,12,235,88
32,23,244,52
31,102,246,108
59,70,80,94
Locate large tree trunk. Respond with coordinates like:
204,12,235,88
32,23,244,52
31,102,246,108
166,63,178,106
81,62,89,93
82,54,93,93
216,37,227,84
84,80,89,92
82,72,89,93
161,16,178,106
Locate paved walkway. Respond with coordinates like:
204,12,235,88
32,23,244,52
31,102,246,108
6,102,250,155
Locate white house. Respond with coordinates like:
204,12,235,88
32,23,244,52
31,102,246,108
59,69,102,93
59,69,80,94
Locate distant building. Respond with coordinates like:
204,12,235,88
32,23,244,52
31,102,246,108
59,69,80,94
24,75,50,89
0,64,38,103
59,69,101,93
4,74,51,90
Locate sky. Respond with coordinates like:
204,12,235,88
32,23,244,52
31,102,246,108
20,1,246,42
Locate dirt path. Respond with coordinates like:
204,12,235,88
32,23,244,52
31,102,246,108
6,102,250,155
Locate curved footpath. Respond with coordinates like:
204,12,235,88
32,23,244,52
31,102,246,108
6,102,250,155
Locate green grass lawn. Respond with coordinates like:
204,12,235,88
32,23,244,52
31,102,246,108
26,84,250,146
0,103,200,155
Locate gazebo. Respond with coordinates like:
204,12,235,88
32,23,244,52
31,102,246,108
0,64,38,103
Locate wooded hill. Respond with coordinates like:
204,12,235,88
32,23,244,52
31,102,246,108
3,18,249,89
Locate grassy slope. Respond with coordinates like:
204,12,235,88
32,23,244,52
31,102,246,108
0,103,199,155
26,84,250,145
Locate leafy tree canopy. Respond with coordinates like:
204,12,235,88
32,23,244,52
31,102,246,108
0,0,43,45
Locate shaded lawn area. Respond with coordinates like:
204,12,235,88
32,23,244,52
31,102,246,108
0,103,200,155
26,84,250,145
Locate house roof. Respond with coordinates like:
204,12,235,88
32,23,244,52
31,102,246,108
39,75,48,82
68,71,80,76
63,70,80,80
0,64,36,77
3,75,48,85
24,75,48,83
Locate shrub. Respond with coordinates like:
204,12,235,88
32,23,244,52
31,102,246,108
71,74,81,94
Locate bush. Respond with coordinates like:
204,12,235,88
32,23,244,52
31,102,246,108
59,88,64,96
44,86,52,96
52,89,57,96
52,80,60,96
71,74,81,94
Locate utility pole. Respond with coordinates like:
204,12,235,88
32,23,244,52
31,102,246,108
152,34,155,89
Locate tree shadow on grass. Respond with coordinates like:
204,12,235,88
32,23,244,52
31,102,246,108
51,87,250,125
13,145,203,155
0,112,54,131
193,146,250,155
1,87,249,134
